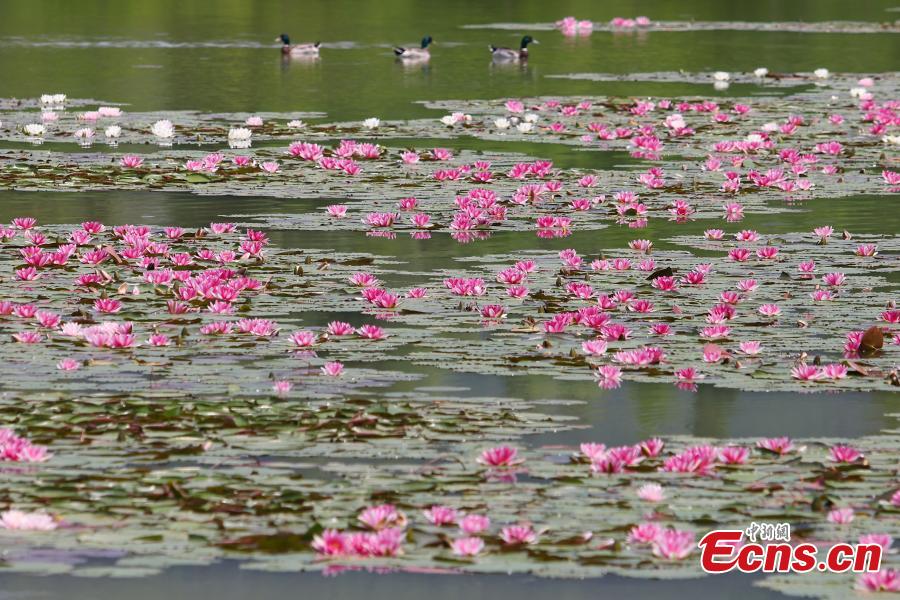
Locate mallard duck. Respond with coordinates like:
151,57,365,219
394,35,432,60
276,34,320,56
489,35,537,62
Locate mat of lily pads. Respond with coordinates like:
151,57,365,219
0,68,898,600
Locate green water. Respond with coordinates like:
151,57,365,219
1,0,898,119
1,1,898,598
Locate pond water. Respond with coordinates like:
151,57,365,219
0,1,898,599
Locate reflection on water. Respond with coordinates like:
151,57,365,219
0,0,897,119
395,367,900,444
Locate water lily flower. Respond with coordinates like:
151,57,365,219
23,123,45,137
629,522,663,544
758,304,781,317
791,364,823,381
358,504,407,530
718,446,749,464
228,127,252,145
451,536,484,556
150,119,174,140
827,508,854,524
120,155,143,168
0,510,57,531
757,437,794,455
459,514,490,534
478,446,522,467
857,569,900,593
829,444,863,463
739,341,762,355
73,128,94,144
501,525,538,546
272,380,292,396
362,117,380,129
423,505,457,526
636,483,666,502
651,529,695,560
321,361,344,377
56,358,81,371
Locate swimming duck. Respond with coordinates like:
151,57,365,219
489,35,537,62
276,34,321,56
394,35,433,60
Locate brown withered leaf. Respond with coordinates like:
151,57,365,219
860,326,884,355
646,267,674,281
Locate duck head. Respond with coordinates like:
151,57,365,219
276,34,290,45
520,35,538,49
421,35,433,49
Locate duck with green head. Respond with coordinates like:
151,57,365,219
490,35,537,62
393,35,433,60
276,34,321,56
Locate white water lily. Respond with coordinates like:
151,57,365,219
24,124,45,137
849,87,868,99
440,115,456,126
745,133,765,144
516,122,534,133
713,80,730,91
761,122,778,132
105,125,121,138
287,119,305,129
814,68,830,79
494,117,510,129
523,113,539,123
753,67,769,78
882,135,900,146
228,127,252,149
151,119,174,139
713,71,730,81
228,127,252,141
73,128,94,144
362,117,381,129
40,93,66,105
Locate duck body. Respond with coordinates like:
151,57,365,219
490,35,537,62
277,34,320,56
394,35,432,60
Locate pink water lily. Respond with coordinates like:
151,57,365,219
478,445,523,467
451,536,484,557
0,510,57,531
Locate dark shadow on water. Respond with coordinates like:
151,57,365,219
376,361,900,444
0,560,788,600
